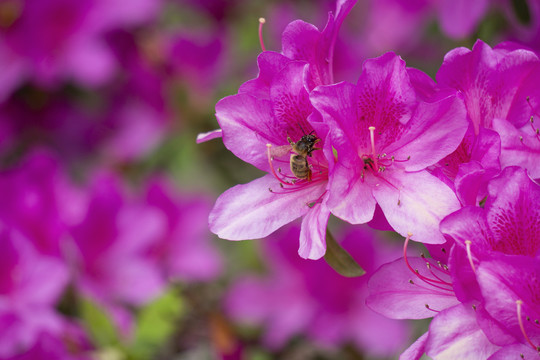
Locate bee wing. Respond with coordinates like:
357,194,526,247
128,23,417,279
269,144,292,158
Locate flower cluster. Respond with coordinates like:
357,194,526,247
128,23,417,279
0,150,222,358
208,0,540,358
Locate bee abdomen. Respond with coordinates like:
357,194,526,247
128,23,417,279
290,154,311,180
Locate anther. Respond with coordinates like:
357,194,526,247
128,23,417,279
409,279,414,284
472,304,477,311
258,18,266,52
465,240,476,274
520,136,524,143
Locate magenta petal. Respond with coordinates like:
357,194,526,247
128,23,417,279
196,129,222,143
298,201,330,260
209,174,325,240
437,0,488,39
454,161,486,206
215,94,278,172
239,51,292,99
477,256,540,346
356,52,417,128
386,94,468,171
486,166,540,256
493,117,540,178
399,332,428,360
373,170,460,244
367,257,459,320
440,206,491,252
425,304,500,359
328,168,377,224
488,344,540,359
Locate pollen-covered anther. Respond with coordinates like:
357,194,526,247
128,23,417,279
516,300,540,351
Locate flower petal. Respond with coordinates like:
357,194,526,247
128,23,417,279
210,174,326,241
425,304,500,360
299,200,330,260
385,94,468,171
373,170,460,244
367,257,459,319
215,94,279,172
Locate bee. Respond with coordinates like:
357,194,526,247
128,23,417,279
287,133,321,181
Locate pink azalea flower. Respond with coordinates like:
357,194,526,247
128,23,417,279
210,60,330,259
209,1,356,259
477,256,540,356
225,225,411,357
437,40,540,178
145,177,223,282
366,235,502,359
369,166,539,358
0,150,85,256
70,174,166,310
0,0,162,91
310,52,467,244
0,226,69,358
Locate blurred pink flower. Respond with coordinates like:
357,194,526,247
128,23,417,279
0,226,69,358
0,0,162,94
225,225,411,357
145,177,223,282
70,173,167,308
0,150,85,256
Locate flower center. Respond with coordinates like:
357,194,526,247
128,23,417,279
266,140,328,206
358,126,410,181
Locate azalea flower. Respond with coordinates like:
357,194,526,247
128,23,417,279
70,173,166,313
0,151,84,256
144,177,223,282
310,52,467,244
436,40,540,178
209,1,356,259
0,0,162,91
0,226,69,358
368,166,540,358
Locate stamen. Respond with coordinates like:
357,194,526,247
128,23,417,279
516,300,539,351
403,233,453,289
368,126,379,170
424,304,440,313
258,18,266,52
465,240,477,274
266,144,290,186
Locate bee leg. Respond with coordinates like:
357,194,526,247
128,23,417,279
287,136,294,146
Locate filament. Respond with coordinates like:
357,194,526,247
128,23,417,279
258,18,266,52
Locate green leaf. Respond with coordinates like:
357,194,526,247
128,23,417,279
128,288,185,360
324,229,365,277
79,298,119,347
